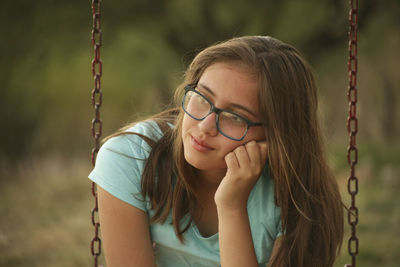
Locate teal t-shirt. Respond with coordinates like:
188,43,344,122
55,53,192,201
88,121,282,267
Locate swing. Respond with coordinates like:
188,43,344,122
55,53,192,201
90,0,102,266
88,1,360,266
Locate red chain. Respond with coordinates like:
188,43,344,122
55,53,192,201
90,0,103,266
345,0,359,266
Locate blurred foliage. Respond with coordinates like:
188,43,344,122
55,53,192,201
0,0,399,266
1,0,399,163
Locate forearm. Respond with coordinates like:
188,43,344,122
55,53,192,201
215,141,268,267
217,206,258,267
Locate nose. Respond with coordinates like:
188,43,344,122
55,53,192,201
198,112,218,137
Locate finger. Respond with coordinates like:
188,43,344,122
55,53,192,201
233,145,250,168
225,151,239,170
245,140,261,164
257,142,268,164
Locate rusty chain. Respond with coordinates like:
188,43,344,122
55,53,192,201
90,0,102,266
345,0,359,266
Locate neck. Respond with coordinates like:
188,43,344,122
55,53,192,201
194,168,226,193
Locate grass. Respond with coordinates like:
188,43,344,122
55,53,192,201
0,143,399,266
0,155,105,267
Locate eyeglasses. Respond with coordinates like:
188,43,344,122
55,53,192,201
182,84,263,141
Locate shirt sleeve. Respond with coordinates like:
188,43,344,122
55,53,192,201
88,122,157,212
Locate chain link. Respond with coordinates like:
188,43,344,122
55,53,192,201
90,0,103,266
345,0,359,266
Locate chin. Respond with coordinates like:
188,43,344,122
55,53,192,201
183,147,226,171
183,149,208,170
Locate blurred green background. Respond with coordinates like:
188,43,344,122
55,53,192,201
0,0,399,266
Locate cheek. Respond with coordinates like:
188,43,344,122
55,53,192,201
246,127,266,142
220,140,246,156
181,115,193,134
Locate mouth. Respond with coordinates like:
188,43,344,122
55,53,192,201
190,135,214,152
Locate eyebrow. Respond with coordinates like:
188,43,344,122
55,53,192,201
197,82,259,119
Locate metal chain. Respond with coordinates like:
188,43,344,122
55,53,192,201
345,0,359,266
90,0,103,266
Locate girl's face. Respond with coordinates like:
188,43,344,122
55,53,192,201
181,62,266,178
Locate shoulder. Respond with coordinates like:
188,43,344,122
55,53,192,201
101,120,165,160
124,120,165,140
89,120,167,209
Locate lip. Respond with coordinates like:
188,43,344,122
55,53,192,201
190,135,214,152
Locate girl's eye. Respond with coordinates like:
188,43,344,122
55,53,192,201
192,94,208,106
221,112,246,125
199,96,208,105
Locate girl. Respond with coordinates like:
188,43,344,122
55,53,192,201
89,36,344,267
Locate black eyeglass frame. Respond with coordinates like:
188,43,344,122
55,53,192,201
182,84,263,141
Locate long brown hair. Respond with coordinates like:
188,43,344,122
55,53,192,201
111,36,343,267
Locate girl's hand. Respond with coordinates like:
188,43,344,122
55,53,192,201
214,140,268,211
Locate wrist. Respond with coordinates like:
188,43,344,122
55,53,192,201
216,203,248,218
215,192,249,213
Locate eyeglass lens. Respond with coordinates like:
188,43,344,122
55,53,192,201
183,90,248,140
